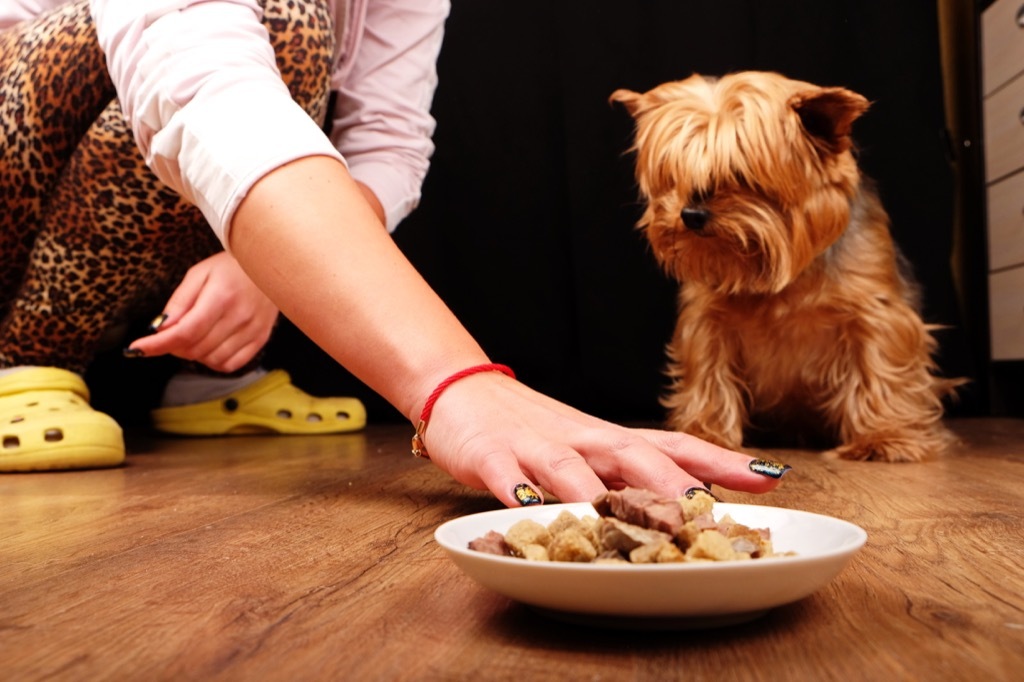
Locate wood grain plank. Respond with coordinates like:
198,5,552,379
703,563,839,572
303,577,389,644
1,420,1022,681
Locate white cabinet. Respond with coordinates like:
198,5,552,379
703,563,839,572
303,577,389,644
983,0,1024,359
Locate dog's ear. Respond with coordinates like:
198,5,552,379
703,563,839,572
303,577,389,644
789,87,870,155
609,88,645,117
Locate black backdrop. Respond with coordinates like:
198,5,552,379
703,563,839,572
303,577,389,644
92,0,984,426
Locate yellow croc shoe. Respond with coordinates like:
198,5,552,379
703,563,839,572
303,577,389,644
0,367,125,472
150,370,367,436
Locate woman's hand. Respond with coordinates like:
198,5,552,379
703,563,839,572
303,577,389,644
126,251,279,372
416,370,790,507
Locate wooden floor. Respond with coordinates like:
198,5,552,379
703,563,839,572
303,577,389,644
2,418,1023,681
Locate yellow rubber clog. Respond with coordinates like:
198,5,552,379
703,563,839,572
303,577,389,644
0,368,125,472
150,370,367,436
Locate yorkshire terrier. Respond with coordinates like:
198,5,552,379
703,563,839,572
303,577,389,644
611,71,961,462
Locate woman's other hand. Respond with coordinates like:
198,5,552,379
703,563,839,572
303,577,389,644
126,251,279,372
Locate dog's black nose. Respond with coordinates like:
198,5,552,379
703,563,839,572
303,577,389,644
681,207,710,231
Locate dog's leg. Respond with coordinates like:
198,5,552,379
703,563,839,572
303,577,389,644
823,305,958,462
661,316,748,449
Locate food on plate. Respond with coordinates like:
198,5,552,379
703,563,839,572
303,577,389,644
467,487,792,564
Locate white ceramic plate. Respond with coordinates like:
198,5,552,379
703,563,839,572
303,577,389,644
435,502,867,629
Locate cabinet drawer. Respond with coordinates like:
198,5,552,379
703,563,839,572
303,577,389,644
990,267,1024,359
983,0,1024,95
984,72,1024,181
988,170,1024,270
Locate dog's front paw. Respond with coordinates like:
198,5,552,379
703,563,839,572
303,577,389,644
825,428,957,463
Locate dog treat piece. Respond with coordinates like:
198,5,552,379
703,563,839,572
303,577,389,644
630,538,686,564
594,551,630,564
520,544,549,562
679,489,716,520
677,511,723,550
686,530,742,562
467,486,790,564
548,529,598,563
718,516,774,558
547,509,600,548
504,518,553,560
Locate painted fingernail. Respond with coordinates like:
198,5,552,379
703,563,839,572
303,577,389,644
684,486,721,502
748,458,792,479
122,347,145,358
148,313,169,332
513,483,543,506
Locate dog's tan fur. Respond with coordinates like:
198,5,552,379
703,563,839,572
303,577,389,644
611,71,961,462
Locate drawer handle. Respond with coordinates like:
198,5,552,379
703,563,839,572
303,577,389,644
1018,5,1024,27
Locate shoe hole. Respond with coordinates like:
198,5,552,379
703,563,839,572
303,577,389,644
335,411,351,421
26,401,39,407
224,398,239,412
277,410,293,420
306,413,323,423
44,429,64,442
3,435,19,449
11,416,24,423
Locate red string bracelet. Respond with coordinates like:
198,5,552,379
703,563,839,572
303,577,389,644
411,363,515,459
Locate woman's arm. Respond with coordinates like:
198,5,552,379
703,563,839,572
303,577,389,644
228,155,786,506
230,155,482,422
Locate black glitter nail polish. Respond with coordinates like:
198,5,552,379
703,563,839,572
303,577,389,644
684,486,721,502
513,483,542,506
748,458,792,479
148,313,169,332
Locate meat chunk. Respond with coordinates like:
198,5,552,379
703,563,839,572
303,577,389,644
468,530,511,556
592,488,685,535
597,517,674,554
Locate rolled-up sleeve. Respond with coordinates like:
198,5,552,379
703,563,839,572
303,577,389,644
0,0,65,30
91,0,345,245
331,0,448,232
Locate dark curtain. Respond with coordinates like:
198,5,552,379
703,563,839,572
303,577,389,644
388,0,978,422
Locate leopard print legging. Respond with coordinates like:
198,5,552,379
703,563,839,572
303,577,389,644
0,0,335,374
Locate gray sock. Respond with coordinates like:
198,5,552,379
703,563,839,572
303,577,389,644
160,368,269,407
0,366,41,378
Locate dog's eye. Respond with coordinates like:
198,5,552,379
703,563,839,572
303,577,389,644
689,189,711,206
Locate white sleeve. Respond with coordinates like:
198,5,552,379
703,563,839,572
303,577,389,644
90,0,344,245
330,0,449,232
0,0,70,30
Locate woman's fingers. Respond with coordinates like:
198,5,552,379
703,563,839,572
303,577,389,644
632,427,791,493
136,313,264,371
463,447,548,507
513,442,609,504
421,375,790,508
437,434,609,508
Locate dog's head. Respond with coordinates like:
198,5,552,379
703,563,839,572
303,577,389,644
611,71,869,295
